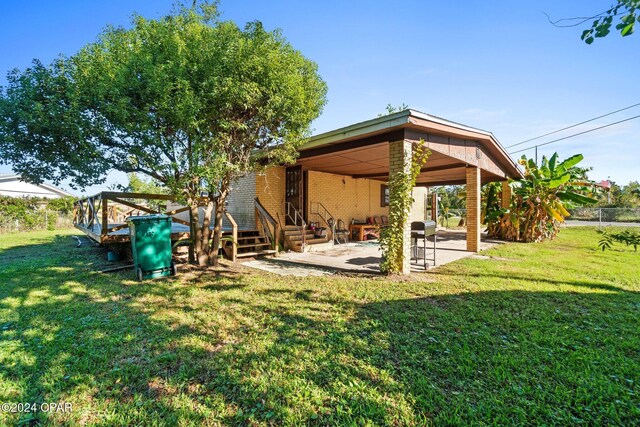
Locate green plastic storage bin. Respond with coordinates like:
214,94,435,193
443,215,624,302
127,215,177,281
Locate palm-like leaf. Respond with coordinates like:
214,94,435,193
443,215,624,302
557,191,598,205
485,152,597,242
548,173,571,189
548,152,558,173
556,154,584,175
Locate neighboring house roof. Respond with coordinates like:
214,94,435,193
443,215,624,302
597,180,611,189
0,174,75,198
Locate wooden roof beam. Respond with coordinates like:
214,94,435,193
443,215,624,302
351,162,466,179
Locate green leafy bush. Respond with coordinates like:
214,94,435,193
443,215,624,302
46,196,76,215
598,230,640,252
0,196,75,233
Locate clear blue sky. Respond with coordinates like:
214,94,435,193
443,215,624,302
1,1,639,195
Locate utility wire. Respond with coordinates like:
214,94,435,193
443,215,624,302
509,113,640,154
505,102,640,149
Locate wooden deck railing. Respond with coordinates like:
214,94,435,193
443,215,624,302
224,211,238,262
255,197,280,251
73,191,194,243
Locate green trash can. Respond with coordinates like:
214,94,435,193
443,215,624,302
127,215,177,281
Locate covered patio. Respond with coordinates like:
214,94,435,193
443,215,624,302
293,109,523,274
245,230,503,276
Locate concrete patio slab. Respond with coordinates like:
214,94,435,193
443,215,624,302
243,230,502,277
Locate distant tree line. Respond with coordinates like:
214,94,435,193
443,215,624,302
596,181,640,207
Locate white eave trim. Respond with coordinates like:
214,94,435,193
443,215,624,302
302,109,499,151
300,110,413,151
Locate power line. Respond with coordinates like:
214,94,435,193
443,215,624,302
505,102,640,149
509,113,640,155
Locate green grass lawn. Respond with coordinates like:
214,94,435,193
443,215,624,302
1,228,638,426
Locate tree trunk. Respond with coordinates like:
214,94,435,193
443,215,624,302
188,207,195,263
209,188,229,267
197,201,214,267
189,204,205,266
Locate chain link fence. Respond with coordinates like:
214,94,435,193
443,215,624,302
0,209,74,234
431,208,640,229
567,208,640,224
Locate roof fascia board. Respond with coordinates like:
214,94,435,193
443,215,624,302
38,183,74,197
300,110,411,151
302,109,522,178
407,111,522,177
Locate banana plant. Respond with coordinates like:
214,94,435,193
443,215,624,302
485,152,598,242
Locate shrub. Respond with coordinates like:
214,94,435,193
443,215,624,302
598,230,640,252
0,196,75,233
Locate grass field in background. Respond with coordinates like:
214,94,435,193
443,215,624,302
1,228,638,425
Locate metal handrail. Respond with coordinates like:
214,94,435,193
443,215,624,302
310,201,337,246
285,202,306,250
285,202,306,227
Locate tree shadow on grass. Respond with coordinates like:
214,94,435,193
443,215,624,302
230,287,640,425
429,267,638,294
0,233,253,425
0,233,639,425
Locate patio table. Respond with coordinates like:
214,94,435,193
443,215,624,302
349,223,379,241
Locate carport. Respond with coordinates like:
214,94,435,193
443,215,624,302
293,109,523,274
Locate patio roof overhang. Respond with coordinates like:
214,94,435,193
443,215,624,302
296,109,523,186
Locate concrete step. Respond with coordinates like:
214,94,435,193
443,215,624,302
292,237,329,246
236,249,277,259
286,237,330,253
283,228,313,236
306,240,336,252
285,232,316,241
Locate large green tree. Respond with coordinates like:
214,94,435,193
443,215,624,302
0,2,327,266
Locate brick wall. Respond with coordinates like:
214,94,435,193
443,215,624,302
306,170,389,227
255,166,286,228
224,162,426,246
224,173,256,229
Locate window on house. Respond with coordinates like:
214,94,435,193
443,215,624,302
381,184,389,207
